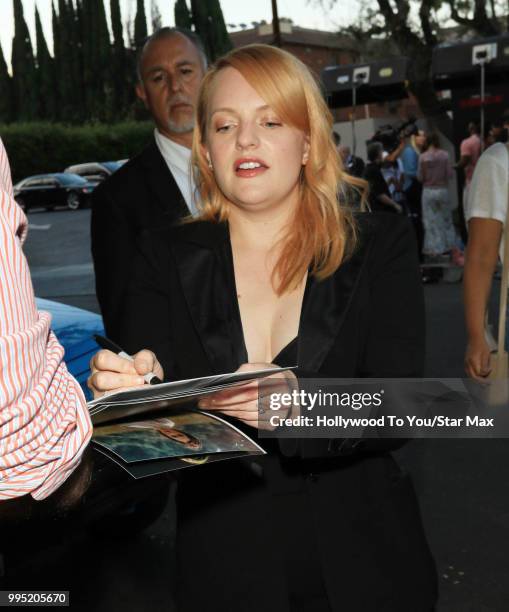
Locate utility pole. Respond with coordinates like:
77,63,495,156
271,0,281,47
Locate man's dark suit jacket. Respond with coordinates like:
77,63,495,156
91,136,188,341
119,213,438,612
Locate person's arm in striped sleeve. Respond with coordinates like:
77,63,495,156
0,138,92,500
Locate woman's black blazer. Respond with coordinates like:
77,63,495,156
119,212,437,612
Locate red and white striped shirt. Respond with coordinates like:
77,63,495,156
0,138,92,500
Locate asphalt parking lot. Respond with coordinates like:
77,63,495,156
15,207,509,611
25,207,98,312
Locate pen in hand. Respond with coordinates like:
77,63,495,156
93,334,163,385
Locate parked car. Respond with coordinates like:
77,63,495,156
13,173,94,212
36,297,104,400
64,161,123,185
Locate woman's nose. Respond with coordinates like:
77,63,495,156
235,122,259,150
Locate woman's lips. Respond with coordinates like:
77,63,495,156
235,166,268,178
234,158,268,178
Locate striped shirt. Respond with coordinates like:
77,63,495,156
0,138,92,500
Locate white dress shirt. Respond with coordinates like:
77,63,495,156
154,129,199,216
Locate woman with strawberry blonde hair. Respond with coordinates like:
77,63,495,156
89,45,437,611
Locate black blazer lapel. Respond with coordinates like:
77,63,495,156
170,222,246,374
298,232,374,372
140,139,189,220
169,218,374,375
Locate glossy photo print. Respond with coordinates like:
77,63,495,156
93,412,263,463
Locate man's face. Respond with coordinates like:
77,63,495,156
136,33,205,139
415,130,426,149
490,124,503,139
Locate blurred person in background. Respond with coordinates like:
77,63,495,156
381,151,405,211
463,137,509,379
455,122,481,221
418,132,462,265
333,131,365,178
400,129,427,255
486,111,509,148
363,142,403,213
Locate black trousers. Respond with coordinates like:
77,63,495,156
404,178,424,260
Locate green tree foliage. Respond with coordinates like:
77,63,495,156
11,0,37,120
205,0,232,59
174,0,193,30
4,0,233,124
79,0,112,121
134,0,148,48
51,1,61,116
0,121,153,183
0,43,13,123
151,0,163,31
34,6,56,120
190,0,232,61
55,0,75,120
331,0,509,136
110,0,128,112
67,0,85,120
94,0,114,120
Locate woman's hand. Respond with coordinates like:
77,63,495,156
197,363,297,430
88,349,164,399
464,336,492,381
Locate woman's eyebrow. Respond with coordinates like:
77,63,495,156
210,105,272,117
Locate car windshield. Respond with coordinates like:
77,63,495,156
57,173,89,186
102,161,121,172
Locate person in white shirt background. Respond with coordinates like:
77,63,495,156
463,134,509,380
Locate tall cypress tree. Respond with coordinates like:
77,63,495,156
0,42,13,123
207,0,232,58
174,0,192,30
95,0,113,120
190,0,231,61
79,0,111,120
11,0,37,120
74,0,86,119
110,0,127,116
66,0,85,121
35,6,56,120
134,0,148,49
55,0,74,120
51,1,61,119
151,0,162,32
81,0,94,118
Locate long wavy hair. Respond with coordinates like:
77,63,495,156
191,44,366,295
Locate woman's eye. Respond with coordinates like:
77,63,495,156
216,124,234,133
152,75,164,83
264,120,282,128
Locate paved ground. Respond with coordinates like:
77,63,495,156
8,208,509,611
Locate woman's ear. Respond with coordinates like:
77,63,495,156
202,144,212,169
302,136,310,165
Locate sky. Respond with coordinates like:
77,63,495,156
0,0,359,66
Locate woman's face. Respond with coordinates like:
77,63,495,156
204,67,309,215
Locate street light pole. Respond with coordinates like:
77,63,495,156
271,0,282,47
480,58,486,151
351,83,357,156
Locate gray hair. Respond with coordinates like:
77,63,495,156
136,27,208,82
